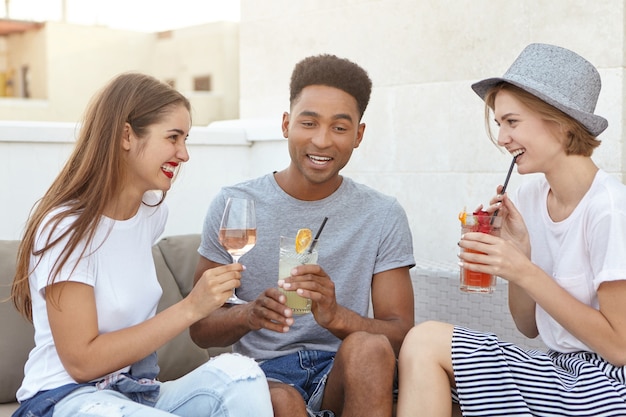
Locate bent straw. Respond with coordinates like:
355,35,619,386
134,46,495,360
307,217,328,253
491,155,518,223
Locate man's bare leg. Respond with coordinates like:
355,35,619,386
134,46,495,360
321,331,396,417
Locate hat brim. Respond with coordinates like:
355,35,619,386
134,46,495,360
471,77,608,137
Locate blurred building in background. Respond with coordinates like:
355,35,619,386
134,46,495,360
0,14,239,125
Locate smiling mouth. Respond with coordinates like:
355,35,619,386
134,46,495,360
308,155,332,165
161,163,177,178
511,149,525,158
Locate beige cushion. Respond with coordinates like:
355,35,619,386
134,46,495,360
0,402,19,416
156,234,201,297
0,241,34,404
153,237,210,381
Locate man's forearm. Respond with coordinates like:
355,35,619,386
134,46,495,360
190,305,251,348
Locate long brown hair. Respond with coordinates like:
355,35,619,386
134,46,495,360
12,72,191,321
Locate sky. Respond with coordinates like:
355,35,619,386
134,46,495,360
3,0,240,32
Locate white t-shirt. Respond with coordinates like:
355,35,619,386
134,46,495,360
512,170,626,352
17,192,167,401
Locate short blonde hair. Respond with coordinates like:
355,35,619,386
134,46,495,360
483,83,600,156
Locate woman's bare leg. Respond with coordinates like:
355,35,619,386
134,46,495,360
397,321,456,417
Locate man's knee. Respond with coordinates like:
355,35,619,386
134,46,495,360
337,331,395,374
270,382,301,402
342,331,394,359
269,381,307,415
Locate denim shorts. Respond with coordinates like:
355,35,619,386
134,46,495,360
260,350,335,413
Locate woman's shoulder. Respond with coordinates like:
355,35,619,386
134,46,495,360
594,170,626,193
587,170,626,212
36,206,79,244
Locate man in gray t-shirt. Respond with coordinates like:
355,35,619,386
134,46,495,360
191,54,415,417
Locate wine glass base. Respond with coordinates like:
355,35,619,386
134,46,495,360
225,296,248,305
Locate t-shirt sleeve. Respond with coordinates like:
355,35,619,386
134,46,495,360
33,217,96,295
373,198,415,275
588,198,626,290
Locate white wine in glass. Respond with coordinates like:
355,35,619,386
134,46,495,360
219,197,257,304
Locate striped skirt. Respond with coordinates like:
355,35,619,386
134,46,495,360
451,326,626,416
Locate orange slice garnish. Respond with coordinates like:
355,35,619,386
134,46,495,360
458,208,467,226
295,228,312,253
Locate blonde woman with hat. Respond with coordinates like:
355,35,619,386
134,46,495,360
397,43,626,416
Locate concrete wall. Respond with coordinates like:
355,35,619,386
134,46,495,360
0,120,286,242
238,0,626,267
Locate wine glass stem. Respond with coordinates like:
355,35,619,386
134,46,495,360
230,257,240,298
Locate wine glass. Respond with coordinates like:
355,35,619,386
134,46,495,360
219,197,257,304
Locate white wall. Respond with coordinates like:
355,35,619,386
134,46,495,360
0,120,287,242
237,0,626,266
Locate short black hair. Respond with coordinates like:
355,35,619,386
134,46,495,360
289,54,372,120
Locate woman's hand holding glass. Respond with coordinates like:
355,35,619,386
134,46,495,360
188,263,246,319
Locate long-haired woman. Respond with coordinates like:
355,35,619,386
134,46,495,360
11,72,272,417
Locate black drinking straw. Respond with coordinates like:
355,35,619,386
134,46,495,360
491,155,518,223
308,217,328,253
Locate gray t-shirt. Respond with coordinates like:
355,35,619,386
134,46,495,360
198,173,415,361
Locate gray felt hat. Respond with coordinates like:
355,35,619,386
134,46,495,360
471,43,608,136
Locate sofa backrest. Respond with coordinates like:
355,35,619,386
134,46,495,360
155,235,202,298
0,241,35,404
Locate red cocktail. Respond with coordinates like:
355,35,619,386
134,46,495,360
459,209,502,293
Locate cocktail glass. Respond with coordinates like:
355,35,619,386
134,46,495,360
459,212,502,293
278,235,318,314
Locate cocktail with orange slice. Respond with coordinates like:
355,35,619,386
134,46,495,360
278,228,318,314
458,208,502,293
